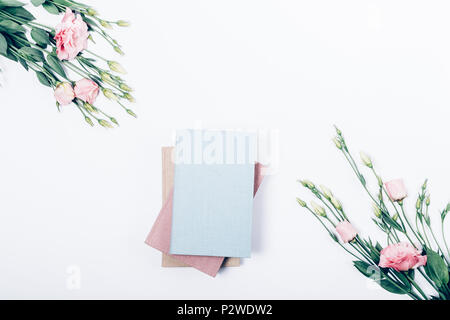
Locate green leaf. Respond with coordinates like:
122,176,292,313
0,47,17,61
393,271,412,292
42,1,59,14
30,0,45,6
18,57,28,70
43,62,59,79
425,249,449,288
0,19,26,34
18,47,44,62
375,242,383,252
381,211,404,232
51,0,73,6
0,0,24,7
360,175,366,186
35,71,51,87
46,54,66,78
353,261,373,278
30,28,50,46
0,33,7,55
3,6,35,20
379,280,408,295
82,16,99,29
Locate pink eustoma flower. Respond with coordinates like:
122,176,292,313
54,82,75,105
74,79,99,104
336,221,358,243
54,8,89,61
379,242,427,272
385,179,408,202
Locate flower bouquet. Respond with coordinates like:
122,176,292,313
0,0,135,127
297,127,450,300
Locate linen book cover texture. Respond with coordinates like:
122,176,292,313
144,146,264,277
170,130,256,258
160,147,240,268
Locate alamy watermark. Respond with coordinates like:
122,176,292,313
172,129,279,175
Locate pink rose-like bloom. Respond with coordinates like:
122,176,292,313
54,8,89,60
385,179,408,202
379,242,427,272
54,82,75,105
74,79,99,104
336,221,358,243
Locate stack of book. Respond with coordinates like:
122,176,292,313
145,130,264,277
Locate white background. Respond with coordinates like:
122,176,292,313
0,0,449,300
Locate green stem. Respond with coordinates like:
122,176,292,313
406,275,429,300
398,204,422,247
85,49,108,62
418,268,446,299
0,10,53,31
428,225,450,265
420,219,432,249
442,220,450,259
315,194,343,223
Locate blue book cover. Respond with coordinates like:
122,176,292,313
170,130,256,258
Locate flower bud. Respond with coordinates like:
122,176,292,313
87,8,98,16
85,116,94,127
416,198,422,210
101,72,114,84
336,221,358,243
126,109,137,118
123,93,135,103
114,46,125,56
54,82,75,106
83,102,95,113
311,201,327,217
393,213,399,221
110,118,119,126
300,180,315,189
116,20,130,27
100,20,113,29
108,61,127,74
426,196,430,207
296,198,307,208
443,204,450,221
320,185,333,200
422,180,428,191
385,179,408,202
102,88,118,101
333,137,342,150
98,119,113,128
331,196,342,211
373,203,381,218
360,152,373,168
119,83,133,92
